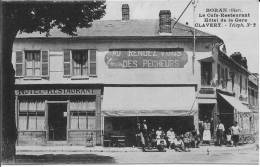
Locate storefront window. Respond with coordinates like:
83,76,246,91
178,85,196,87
70,100,96,130
25,51,41,77
18,100,45,130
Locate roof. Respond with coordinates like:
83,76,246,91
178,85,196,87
16,19,220,39
218,49,251,74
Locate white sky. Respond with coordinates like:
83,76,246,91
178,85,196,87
101,0,259,73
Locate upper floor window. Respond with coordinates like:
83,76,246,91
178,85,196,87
25,51,41,77
72,50,88,76
240,75,242,93
64,49,96,78
15,50,49,78
217,64,220,85
244,78,248,94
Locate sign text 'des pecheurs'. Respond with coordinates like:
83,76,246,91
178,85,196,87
104,49,188,68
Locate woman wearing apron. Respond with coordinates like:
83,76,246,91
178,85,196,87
203,119,211,145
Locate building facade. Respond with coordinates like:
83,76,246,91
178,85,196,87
198,44,253,138
248,73,259,134
12,6,252,146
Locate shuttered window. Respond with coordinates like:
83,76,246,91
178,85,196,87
89,50,97,76
64,49,97,77
41,51,49,77
15,51,24,77
16,50,49,78
64,50,71,76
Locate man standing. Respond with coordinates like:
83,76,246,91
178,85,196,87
141,120,149,148
216,120,225,146
230,121,241,147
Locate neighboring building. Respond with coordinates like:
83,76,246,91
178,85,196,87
198,44,252,137
248,73,259,134
12,5,252,146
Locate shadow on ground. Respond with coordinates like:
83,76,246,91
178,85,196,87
14,154,115,164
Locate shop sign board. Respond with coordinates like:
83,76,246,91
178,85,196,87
15,88,101,96
105,49,188,68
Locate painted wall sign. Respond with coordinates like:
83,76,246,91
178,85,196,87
15,88,101,96
105,49,188,68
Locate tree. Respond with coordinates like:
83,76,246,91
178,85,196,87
1,1,106,162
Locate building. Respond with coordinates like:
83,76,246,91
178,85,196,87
12,5,252,146
248,73,259,134
198,46,252,137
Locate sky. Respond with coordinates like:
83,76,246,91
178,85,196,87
101,0,259,73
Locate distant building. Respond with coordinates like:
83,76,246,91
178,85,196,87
12,5,253,146
248,73,259,134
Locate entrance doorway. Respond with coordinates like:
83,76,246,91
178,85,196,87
48,103,67,141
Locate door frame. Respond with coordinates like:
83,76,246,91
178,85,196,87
45,101,69,141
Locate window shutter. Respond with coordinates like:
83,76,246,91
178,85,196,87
15,51,24,77
64,50,71,76
41,51,49,77
89,50,96,76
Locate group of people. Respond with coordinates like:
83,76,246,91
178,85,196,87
136,119,242,152
216,121,242,147
136,120,200,152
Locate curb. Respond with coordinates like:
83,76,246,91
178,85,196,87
16,144,257,154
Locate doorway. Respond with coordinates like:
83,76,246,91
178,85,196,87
48,103,67,141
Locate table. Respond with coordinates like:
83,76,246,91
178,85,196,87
110,135,126,147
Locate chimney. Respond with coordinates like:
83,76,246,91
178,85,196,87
122,4,130,21
159,10,172,34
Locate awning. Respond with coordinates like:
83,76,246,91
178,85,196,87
102,87,197,116
218,93,251,113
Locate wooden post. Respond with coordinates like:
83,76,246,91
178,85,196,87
67,100,70,143
213,102,218,140
15,95,18,145
45,100,48,142
96,94,101,146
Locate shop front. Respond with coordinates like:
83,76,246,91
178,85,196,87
217,92,252,133
15,85,102,146
101,86,198,147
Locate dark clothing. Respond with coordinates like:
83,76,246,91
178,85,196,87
232,135,239,146
141,123,149,147
216,129,224,146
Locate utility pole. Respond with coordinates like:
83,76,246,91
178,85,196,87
192,0,197,75
172,0,198,75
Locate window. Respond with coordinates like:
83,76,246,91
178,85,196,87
217,64,220,85
25,51,41,77
240,75,242,93
224,68,228,88
245,78,248,94
18,101,45,130
63,49,97,77
221,68,224,88
70,99,96,130
72,50,88,76
15,50,49,78
231,74,235,91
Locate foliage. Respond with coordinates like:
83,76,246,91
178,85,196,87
3,2,106,35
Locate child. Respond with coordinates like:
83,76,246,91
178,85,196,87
183,132,191,152
226,128,233,147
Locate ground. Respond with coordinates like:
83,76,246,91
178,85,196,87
14,147,259,164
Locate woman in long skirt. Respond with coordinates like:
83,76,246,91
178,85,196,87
203,120,211,145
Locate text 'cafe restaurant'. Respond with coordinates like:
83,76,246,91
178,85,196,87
14,9,221,147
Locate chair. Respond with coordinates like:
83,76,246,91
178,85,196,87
117,137,126,147
86,132,94,147
103,138,112,147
